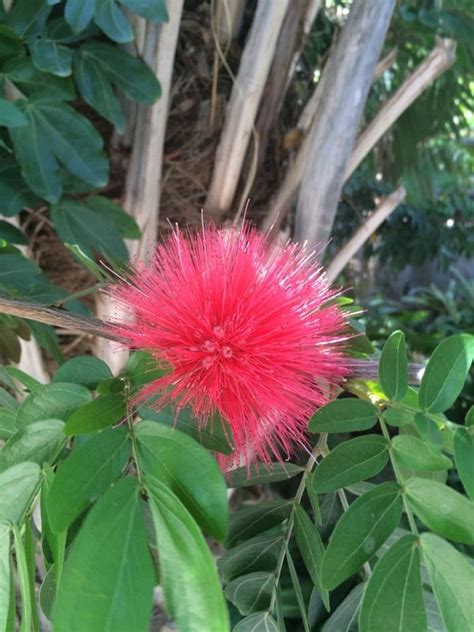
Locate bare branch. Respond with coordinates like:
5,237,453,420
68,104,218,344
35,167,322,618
326,184,406,281
346,38,456,180
205,0,290,216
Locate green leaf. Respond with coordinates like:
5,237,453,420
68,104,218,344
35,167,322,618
227,462,304,488
421,533,474,632
383,407,414,427
121,0,169,21
359,535,426,632
30,39,73,77
125,351,164,388
219,533,283,581
224,572,274,616
466,406,474,427
321,584,364,632
141,405,234,455
285,543,311,632
47,426,131,533
53,478,155,632
419,334,473,413
146,477,230,632
227,500,291,547
79,42,161,103
41,466,66,584
308,399,378,434
6,367,41,392
73,48,124,130
378,331,408,401
405,478,474,544
0,24,24,60
0,462,40,523
392,435,452,471
234,613,279,632
64,393,126,435
15,382,91,428
414,413,443,449
0,99,27,128
51,198,128,261
5,59,74,100
311,435,389,493
423,590,445,632
0,521,11,632
86,196,140,239
5,0,51,39
136,420,228,540
321,483,403,590
0,419,65,472
12,524,32,632
0,409,16,440
53,355,112,389
94,0,133,43
453,428,474,500
294,506,329,610
65,0,95,33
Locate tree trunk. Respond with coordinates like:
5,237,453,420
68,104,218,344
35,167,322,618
294,0,396,249
205,0,290,217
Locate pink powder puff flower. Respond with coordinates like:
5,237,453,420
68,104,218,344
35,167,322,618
108,224,350,465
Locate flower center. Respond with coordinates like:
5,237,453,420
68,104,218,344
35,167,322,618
200,325,234,368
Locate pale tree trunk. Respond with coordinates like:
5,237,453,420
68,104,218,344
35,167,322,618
205,0,290,217
95,2,184,372
295,0,396,249
345,38,456,179
326,184,406,281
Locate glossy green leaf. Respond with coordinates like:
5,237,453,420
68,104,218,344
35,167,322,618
146,477,230,632
219,533,283,581
0,99,27,128
0,419,65,472
321,584,364,632
311,435,389,493
321,483,403,590
224,572,274,616
294,505,329,610
136,420,228,540
359,534,426,632
53,356,112,389
421,533,474,632
53,478,155,632
64,394,126,435
65,0,95,33
0,462,40,523
379,330,408,401
78,42,161,103
308,399,378,434
234,612,279,632
0,521,11,632
405,478,474,544
121,0,169,21
392,435,452,471
453,427,474,500
51,198,128,261
15,383,91,428
419,334,473,413
227,462,304,488
227,500,291,547
30,39,73,77
47,426,130,533
94,0,133,42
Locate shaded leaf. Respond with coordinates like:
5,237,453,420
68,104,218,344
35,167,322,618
53,356,112,390
219,533,283,581
453,427,474,500
321,483,403,590
47,426,130,533
359,534,426,632
224,572,274,616
233,612,279,632
0,419,65,472
321,584,365,632
0,99,27,128
121,0,169,21
146,477,229,632
227,500,291,547
136,421,228,540
227,462,304,488
53,478,155,632
0,462,40,523
294,505,329,609
64,393,126,435
392,435,452,471
309,399,378,434
15,382,91,428
405,478,474,544
378,330,408,401
311,435,389,493
30,39,73,77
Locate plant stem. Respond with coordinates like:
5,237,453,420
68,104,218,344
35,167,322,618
125,386,144,483
379,416,419,536
54,283,102,307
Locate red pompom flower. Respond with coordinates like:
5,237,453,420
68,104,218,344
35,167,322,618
108,224,350,464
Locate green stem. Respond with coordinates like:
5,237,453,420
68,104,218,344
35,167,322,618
379,416,419,536
269,434,327,615
54,283,102,307
125,387,144,483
